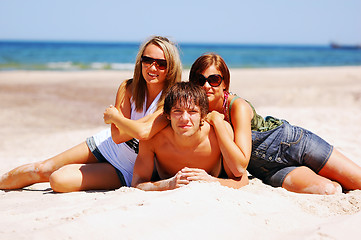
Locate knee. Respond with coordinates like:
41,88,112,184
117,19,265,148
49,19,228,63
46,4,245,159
49,168,67,193
49,166,80,193
321,181,342,195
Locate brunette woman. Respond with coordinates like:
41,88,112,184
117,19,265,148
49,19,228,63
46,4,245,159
189,53,361,195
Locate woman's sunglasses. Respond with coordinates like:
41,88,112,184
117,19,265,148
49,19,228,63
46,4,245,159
141,56,167,70
196,74,223,87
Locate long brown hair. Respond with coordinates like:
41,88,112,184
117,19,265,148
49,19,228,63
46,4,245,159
189,53,230,91
132,36,182,111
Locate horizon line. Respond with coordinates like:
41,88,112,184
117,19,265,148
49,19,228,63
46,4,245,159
0,38,342,47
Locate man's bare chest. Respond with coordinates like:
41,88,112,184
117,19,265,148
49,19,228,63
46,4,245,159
153,140,221,176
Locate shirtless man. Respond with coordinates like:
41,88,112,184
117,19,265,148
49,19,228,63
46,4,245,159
131,82,249,191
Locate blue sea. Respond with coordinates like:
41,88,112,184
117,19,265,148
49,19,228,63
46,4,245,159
0,40,360,71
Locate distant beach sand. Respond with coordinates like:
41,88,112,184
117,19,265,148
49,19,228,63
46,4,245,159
1,67,361,239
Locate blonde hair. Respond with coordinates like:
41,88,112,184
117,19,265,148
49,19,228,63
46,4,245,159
132,36,182,111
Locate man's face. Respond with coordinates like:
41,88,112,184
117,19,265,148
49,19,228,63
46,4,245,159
170,102,202,137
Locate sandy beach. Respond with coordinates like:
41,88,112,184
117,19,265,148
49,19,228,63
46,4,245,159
1,67,361,239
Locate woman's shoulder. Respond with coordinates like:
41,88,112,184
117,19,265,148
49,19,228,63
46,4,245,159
123,78,133,89
229,95,250,109
228,95,254,120
118,79,133,96
150,124,173,144
115,79,134,107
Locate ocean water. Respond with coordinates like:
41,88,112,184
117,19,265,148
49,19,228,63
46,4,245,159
0,40,360,71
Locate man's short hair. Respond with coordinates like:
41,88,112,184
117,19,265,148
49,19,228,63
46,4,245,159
164,82,209,118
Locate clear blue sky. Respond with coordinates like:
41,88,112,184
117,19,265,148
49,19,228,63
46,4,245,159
1,0,360,45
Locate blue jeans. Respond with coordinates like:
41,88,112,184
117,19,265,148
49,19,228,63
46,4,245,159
247,120,333,187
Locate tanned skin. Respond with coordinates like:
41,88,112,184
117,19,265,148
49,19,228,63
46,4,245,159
132,100,249,191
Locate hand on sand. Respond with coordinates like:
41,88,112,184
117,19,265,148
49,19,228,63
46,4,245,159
170,170,190,189
180,167,216,183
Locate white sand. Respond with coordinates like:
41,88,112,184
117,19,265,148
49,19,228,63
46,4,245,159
0,67,361,239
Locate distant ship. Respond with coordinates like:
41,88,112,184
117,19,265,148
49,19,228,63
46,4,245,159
330,42,361,49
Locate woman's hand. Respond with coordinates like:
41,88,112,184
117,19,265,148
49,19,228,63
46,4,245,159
103,105,120,124
205,111,224,126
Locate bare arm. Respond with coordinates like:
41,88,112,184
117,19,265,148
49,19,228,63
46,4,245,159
133,171,188,191
206,98,252,177
105,81,169,144
180,167,248,189
108,81,132,143
131,140,188,191
105,107,169,143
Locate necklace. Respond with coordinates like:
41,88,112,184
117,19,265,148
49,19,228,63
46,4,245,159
223,91,229,121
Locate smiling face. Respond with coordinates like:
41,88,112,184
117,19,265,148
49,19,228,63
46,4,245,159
141,43,167,86
201,64,226,108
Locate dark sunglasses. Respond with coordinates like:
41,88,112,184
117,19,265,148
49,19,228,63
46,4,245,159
196,74,223,87
141,56,167,70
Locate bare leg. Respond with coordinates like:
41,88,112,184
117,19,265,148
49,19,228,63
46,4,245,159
0,142,97,190
318,148,361,191
49,163,122,193
282,166,342,195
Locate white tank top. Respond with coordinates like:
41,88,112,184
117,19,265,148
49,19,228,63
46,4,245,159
92,91,162,186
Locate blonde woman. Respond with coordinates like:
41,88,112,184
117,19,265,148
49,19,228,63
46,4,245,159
0,36,182,192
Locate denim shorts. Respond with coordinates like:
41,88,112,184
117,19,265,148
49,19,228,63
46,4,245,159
247,120,333,187
86,137,127,186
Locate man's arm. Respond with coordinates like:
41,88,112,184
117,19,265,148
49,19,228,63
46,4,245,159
131,140,189,191
179,167,248,189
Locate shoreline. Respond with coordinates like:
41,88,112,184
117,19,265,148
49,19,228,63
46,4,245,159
1,64,361,71
1,66,361,239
